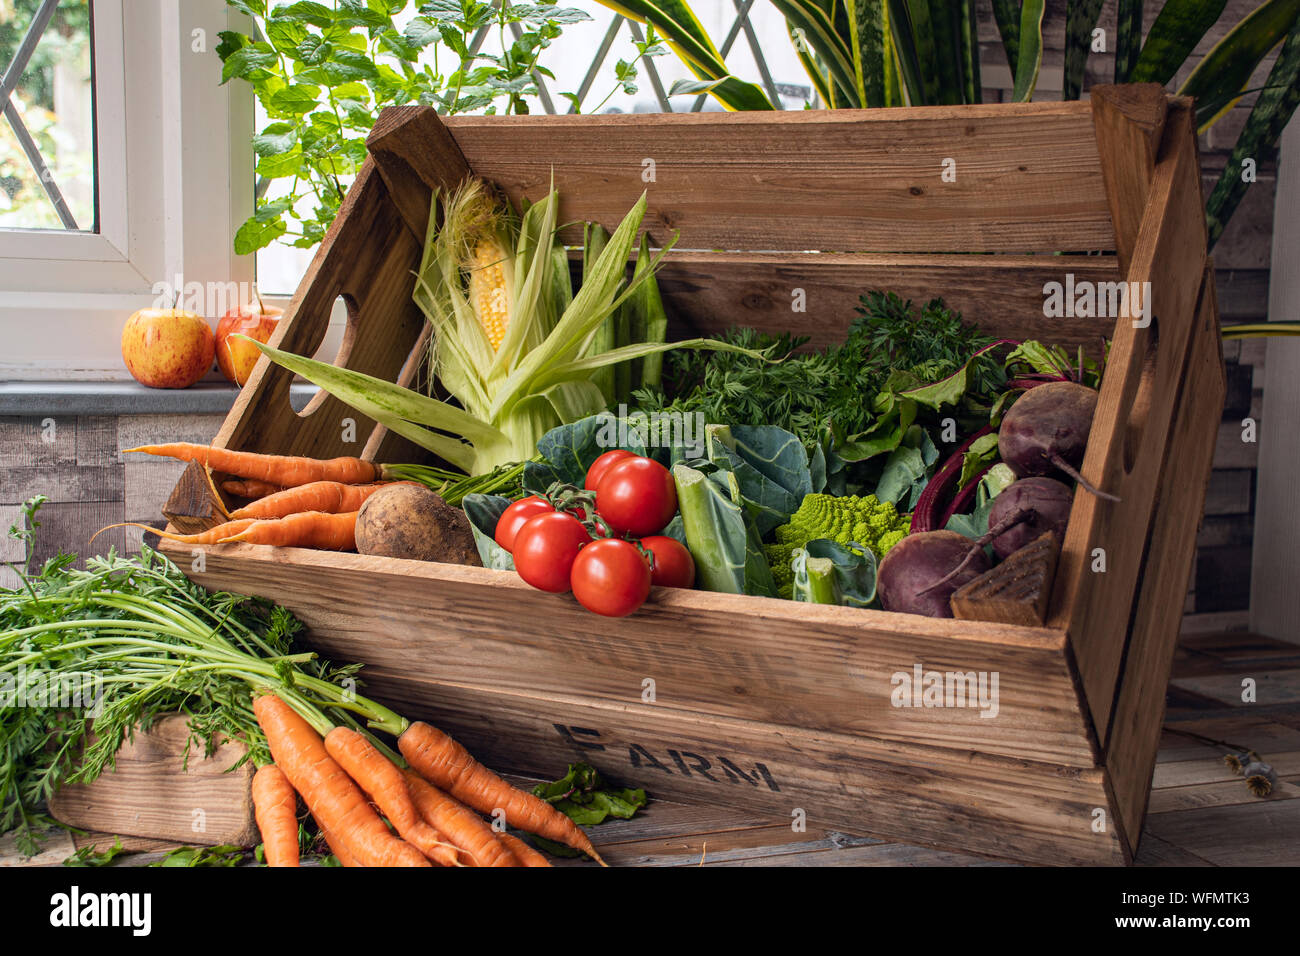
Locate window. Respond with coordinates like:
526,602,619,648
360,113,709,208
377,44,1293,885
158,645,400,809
0,0,252,381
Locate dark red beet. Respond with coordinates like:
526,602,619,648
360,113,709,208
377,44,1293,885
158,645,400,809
877,530,992,618
998,381,1118,501
988,477,1073,559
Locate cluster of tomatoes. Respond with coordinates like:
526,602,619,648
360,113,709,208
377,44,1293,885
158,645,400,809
493,450,696,617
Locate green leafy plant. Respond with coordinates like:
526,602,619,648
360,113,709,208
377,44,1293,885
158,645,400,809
598,0,1044,107
217,0,591,253
1080,0,1300,246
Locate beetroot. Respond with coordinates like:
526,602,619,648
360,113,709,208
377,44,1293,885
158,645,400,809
998,381,1118,501
987,477,1073,559
877,530,992,618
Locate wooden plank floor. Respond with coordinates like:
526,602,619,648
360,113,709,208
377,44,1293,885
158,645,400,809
10,630,1299,868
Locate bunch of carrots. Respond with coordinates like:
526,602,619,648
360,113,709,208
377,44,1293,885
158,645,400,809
252,692,603,867
106,443,413,551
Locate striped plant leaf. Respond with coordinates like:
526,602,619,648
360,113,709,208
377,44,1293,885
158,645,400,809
1063,0,1106,100
1011,0,1045,102
594,0,775,110
903,0,942,105
848,0,886,107
887,0,926,105
989,0,1021,75
960,0,981,104
1179,0,1300,132
1206,14,1300,247
1129,0,1228,86
1114,0,1143,82
771,0,860,107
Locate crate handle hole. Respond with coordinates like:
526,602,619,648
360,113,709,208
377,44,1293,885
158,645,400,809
297,293,360,419
1121,317,1159,474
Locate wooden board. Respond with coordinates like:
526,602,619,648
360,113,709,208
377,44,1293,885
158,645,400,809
654,252,1122,355
433,103,1117,254
214,162,431,470
1052,102,1210,741
362,674,1125,866
48,715,256,847
164,542,1096,769
1106,267,1226,855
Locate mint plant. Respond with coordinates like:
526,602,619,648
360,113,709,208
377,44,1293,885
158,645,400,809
217,0,591,254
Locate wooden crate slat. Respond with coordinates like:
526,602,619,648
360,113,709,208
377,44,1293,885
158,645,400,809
435,104,1116,254
1090,84,1171,276
162,542,1097,768
1106,267,1226,855
214,162,428,464
653,252,1122,355
48,716,256,847
1051,103,1209,740
365,105,473,243
362,674,1126,866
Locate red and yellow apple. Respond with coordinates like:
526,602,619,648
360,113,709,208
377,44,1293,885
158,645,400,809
215,303,283,385
121,308,215,389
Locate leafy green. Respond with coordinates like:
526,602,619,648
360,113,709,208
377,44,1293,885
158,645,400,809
791,539,879,607
672,465,776,597
63,838,130,868
216,0,595,253
461,494,516,570
149,844,250,868
528,761,646,858
875,425,939,509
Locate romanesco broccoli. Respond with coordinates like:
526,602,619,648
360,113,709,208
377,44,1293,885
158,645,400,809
765,494,911,598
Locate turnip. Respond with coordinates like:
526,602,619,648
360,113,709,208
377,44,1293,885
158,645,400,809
878,530,992,618
998,381,1119,502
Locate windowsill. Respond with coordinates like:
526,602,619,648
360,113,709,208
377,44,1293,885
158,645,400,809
0,381,319,416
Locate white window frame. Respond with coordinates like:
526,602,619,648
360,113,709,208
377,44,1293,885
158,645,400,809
0,0,254,380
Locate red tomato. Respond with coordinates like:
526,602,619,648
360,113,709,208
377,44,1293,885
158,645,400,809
595,456,677,537
512,512,590,593
584,449,635,491
493,496,554,553
570,538,652,617
641,536,695,589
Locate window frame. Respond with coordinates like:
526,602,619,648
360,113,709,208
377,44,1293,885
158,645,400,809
0,0,254,380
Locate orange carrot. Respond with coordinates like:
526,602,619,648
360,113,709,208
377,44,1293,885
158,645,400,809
122,443,381,487
252,695,429,868
402,769,519,868
498,831,553,868
320,826,359,867
229,481,388,520
399,721,606,865
324,727,459,867
219,511,358,550
89,519,258,547
223,478,283,499
252,765,300,868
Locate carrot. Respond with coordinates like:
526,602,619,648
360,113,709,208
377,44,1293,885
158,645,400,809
219,511,358,550
323,727,459,867
229,481,388,520
320,826,359,867
223,478,283,499
498,832,553,868
402,769,519,868
252,695,429,868
89,518,258,547
399,721,606,865
122,443,381,487
252,765,300,868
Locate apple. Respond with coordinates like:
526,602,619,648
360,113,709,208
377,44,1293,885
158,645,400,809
215,303,283,385
121,308,215,389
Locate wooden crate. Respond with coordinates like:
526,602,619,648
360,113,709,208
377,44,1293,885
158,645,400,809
162,84,1224,866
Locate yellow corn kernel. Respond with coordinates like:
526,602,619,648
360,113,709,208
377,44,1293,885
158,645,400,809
468,239,509,350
